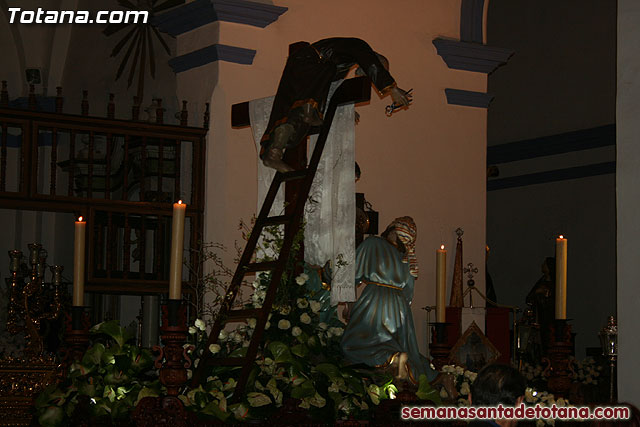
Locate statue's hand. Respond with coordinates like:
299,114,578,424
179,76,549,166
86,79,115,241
390,87,412,107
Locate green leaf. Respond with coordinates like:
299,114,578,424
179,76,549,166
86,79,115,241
416,374,442,404
367,384,381,405
291,379,315,399
268,341,292,364
82,343,106,368
93,320,129,348
291,343,309,358
315,363,341,382
202,400,231,421
38,406,65,427
247,392,272,407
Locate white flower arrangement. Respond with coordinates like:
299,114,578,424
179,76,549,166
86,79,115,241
277,319,291,330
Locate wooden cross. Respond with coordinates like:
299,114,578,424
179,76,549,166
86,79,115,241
230,43,372,256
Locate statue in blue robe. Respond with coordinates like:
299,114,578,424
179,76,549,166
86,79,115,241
340,217,437,383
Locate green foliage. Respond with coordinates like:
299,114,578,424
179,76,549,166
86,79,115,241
35,321,159,427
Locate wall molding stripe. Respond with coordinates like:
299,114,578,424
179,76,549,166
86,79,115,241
487,124,615,165
487,161,615,191
153,0,288,36
168,44,256,72
460,0,485,43
433,38,514,74
445,88,494,108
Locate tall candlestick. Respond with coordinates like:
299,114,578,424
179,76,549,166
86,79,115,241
73,216,86,306
436,245,447,323
555,235,568,319
169,201,186,300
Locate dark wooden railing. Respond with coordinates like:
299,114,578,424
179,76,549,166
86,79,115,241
0,84,208,294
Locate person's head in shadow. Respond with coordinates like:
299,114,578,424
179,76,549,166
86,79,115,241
469,364,526,427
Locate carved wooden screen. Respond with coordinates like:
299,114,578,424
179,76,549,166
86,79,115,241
0,106,207,294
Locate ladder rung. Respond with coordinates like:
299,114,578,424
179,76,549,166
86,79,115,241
279,169,308,182
207,357,248,367
226,308,263,322
263,215,291,226
244,260,278,272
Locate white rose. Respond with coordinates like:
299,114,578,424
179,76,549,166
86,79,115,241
247,318,257,329
292,326,302,337
219,330,228,341
460,381,470,396
188,326,197,335
278,319,291,330
318,322,328,331
278,305,291,315
300,313,312,324
209,344,221,354
295,274,307,285
195,319,206,331
297,298,309,309
329,327,343,337
310,300,322,313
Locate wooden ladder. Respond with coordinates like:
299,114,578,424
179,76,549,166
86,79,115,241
191,77,370,399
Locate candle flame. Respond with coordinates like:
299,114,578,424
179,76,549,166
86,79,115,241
440,244,445,250
178,200,183,205
78,216,83,222
559,235,564,239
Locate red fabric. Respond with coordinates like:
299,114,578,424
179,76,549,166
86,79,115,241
445,307,462,348
486,307,511,364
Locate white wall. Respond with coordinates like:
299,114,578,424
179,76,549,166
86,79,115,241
616,0,640,408
175,0,489,354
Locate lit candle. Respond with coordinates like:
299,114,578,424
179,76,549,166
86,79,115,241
169,200,186,300
555,235,568,319
73,216,86,306
436,244,447,323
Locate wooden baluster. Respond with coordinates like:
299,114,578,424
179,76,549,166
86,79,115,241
55,87,63,113
124,213,130,278
180,101,188,126
105,133,112,200
155,98,164,124
139,215,146,279
50,128,58,195
107,94,115,119
68,130,76,196
157,138,164,199
139,136,146,202
153,216,162,279
107,212,113,278
87,131,94,198
132,96,140,121
28,85,36,110
0,81,8,107
96,213,104,272
122,135,130,200
81,90,89,116
1,123,7,191
203,102,210,130
174,139,181,201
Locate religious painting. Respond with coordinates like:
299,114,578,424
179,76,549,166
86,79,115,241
449,321,501,373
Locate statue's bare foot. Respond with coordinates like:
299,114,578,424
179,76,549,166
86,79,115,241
396,352,409,380
263,124,295,172
263,146,294,173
